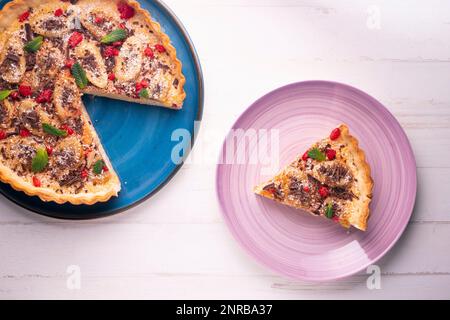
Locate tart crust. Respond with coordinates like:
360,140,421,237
254,124,374,231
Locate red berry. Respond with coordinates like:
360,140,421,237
154,44,166,53
46,146,53,155
18,84,32,97
326,149,336,160
68,31,83,48
18,11,30,22
81,169,89,178
118,22,126,30
0,130,6,140
102,165,109,172
303,185,310,193
10,91,19,100
94,16,104,24
32,176,41,187
36,89,53,103
61,125,74,135
104,46,119,57
144,47,154,58
65,59,75,69
19,128,31,137
54,8,64,17
108,73,116,81
135,82,143,92
302,150,309,161
330,128,341,141
319,186,329,198
140,80,149,88
117,1,135,19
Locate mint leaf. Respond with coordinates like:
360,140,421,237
101,29,127,44
24,36,43,53
325,203,333,219
93,159,105,175
308,148,326,161
139,88,149,99
43,123,67,137
0,90,11,101
71,62,88,89
32,148,48,173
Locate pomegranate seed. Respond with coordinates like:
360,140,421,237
102,165,109,172
144,47,154,58
81,169,89,178
18,84,32,97
65,59,75,69
302,150,309,161
18,11,30,22
108,73,116,81
135,82,143,92
0,130,6,140
61,125,74,135
330,128,341,140
117,1,135,19
326,148,336,160
94,16,104,24
68,31,83,48
303,185,310,193
119,22,126,30
46,146,53,155
19,129,31,137
319,186,329,198
10,91,19,100
154,44,166,53
32,176,41,187
104,46,119,57
140,80,149,88
36,89,53,103
54,8,64,17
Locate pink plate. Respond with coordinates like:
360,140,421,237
216,81,417,281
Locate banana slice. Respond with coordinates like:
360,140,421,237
0,99,14,129
53,72,82,120
36,41,65,80
80,9,119,40
54,136,83,166
74,41,108,88
0,31,26,83
18,99,43,135
115,35,149,82
30,12,70,38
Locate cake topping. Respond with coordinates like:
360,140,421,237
330,128,341,140
18,11,30,22
68,32,83,48
18,84,32,97
326,148,336,160
117,2,135,20
54,9,64,17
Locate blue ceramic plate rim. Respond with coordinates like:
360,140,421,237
0,0,204,220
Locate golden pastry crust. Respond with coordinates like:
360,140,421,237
254,124,373,231
0,0,186,204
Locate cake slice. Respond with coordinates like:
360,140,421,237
254,124,373,231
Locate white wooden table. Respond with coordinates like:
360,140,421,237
1,0,449,299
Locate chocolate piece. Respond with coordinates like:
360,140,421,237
41,18,64,31
59,170,82,187
21,110,40,129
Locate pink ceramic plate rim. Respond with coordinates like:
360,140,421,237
216,80,417,281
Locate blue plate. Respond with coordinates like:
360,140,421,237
0,0,204,219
